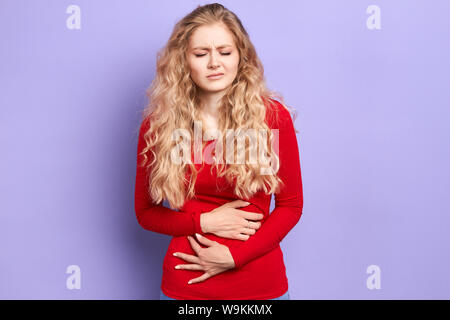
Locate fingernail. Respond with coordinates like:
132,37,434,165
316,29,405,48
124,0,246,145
188,280,192,284
175,265,180,269
173,253,178,257
196,233,202,238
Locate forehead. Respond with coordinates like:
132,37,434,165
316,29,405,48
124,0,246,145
189,23,235,49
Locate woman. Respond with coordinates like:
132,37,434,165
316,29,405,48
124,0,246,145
134,3,303,300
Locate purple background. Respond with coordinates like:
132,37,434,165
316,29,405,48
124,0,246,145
1,0,449,299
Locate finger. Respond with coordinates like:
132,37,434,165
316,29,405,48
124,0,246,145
225,200,251,208
173,252,201,264
195,233,216,247
175,264,204,271
188,273,211,285
236,233,250,241
187,235,202,253
241,227,256,235
239,212,264,220
246,221,261,230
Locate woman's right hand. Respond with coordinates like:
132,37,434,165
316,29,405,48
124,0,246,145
200,200,264,241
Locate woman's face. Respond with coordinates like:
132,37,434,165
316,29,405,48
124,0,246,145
187,23,240,95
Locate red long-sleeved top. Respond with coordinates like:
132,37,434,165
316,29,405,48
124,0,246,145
134,99,303,300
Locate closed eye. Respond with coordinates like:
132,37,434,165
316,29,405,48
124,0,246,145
195,53,231,57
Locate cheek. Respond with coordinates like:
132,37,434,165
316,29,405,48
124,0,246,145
188,61,199,76
228,56,240,72
189,62,205,79
225,60,239,76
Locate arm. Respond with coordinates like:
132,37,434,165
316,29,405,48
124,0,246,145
134,117,203,236
227,103,304,269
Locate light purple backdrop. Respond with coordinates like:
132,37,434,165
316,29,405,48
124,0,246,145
1,0,449,299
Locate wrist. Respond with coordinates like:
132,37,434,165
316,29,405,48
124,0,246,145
226,247,236,269
200,212,210,233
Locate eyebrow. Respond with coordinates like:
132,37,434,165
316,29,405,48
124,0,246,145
191,44,233,50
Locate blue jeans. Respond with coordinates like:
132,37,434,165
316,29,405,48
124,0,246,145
160,290,290,300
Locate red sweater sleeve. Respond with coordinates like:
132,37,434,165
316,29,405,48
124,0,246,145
134,117,203,236
228,105,304,269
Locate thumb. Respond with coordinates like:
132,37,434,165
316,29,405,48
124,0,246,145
195,233,216,247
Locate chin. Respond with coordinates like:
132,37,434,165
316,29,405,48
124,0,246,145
201,83,229,92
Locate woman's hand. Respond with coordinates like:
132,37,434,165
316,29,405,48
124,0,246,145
173,233,235,285
200,200,264,241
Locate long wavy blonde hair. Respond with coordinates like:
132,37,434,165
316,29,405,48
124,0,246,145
138,3,297,209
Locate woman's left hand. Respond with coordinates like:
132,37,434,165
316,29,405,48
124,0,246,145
173,233,236,285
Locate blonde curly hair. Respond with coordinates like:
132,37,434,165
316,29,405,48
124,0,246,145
138,3,297,209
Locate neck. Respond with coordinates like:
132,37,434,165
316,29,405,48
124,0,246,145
198,89,227,118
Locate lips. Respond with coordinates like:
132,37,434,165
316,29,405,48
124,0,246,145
207,73,224,78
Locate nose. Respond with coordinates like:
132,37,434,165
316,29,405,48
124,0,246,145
208,51,220,69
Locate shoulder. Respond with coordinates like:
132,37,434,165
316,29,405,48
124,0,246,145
138,115,152,138
264,98,293,129
141,115,152,131
136,116,154,153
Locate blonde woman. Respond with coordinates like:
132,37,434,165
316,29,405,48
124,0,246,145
134,3,303,300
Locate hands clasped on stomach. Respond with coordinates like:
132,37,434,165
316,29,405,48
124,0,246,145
172,200,264,285
200,200,264,240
